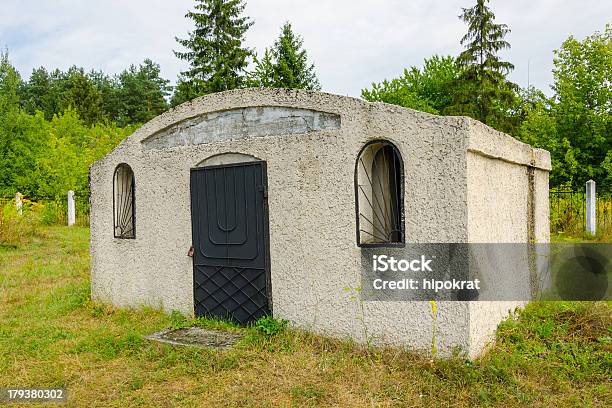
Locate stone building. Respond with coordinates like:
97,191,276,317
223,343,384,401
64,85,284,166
90,88,550,357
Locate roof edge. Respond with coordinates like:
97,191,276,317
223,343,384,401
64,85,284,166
464,117,551,171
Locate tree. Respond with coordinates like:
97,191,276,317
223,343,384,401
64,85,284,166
22,67,116,124
89,70,121,123
32,109,136,199
173,0,253,105
0,50,46,196
0,49,22,109
34,109,87,198
21,67,57,120
516,90,574,186
517,25,611,188
56,66,106,125
550,24,611,187
361,55,461,114
251,22,320,90
446,0,518,133
117,59,170,125
248,48,275,88
0,51,141,199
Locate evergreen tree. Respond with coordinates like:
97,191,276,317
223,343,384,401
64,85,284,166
170,76,199,107
248,48,275,88
173,0,253,105
22,67,56,120
445,0,517,133
251,22,320,90
57,66,106,125
89,70,121,123
117,59,170,125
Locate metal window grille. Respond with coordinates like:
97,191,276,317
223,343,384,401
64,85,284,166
355,140,404,246
113,163,135,239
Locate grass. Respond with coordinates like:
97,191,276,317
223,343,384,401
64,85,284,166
552,232,612,243
0,226,610,407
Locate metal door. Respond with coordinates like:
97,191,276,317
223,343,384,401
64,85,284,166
190,161,271,324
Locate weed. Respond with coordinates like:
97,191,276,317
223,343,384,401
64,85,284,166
252,315,287,336
169,310,189,329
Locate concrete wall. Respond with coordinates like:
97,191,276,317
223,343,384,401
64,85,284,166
465,120,551,355
90,88,550,357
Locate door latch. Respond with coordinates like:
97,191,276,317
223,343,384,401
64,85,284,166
258,184,268,198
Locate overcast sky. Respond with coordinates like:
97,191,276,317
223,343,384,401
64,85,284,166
1,0,609,97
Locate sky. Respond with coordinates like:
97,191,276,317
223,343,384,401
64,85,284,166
0,0,609,97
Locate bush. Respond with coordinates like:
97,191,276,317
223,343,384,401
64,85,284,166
39,200,63,225
0,199,44,247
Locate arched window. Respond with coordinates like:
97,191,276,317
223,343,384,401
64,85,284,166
113,163,135,239
355,140,404,246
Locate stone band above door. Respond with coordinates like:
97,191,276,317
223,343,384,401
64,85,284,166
142,106,341,150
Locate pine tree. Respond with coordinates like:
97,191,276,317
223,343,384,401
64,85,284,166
22,67,56,119
57,66,106,126
445,0,517,132
89,70,121,123
173,0,253,105
117,59,170,125
268,22,320,90
248,48,275,88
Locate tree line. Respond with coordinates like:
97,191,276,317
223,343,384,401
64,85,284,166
0,0,320,199
0,52,137,199
362,1,610,189
0,0,610,202
11,58,170,127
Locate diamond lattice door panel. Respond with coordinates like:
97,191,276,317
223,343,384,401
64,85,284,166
190,162,271,324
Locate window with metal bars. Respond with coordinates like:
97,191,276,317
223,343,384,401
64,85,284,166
355,140,404,246
113,163,135,239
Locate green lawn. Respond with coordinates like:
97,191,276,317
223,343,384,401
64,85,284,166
0,227,610,407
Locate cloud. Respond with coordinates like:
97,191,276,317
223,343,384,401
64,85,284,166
0,0,609,96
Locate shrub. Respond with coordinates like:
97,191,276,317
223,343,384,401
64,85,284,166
0,200,43,247
39,200,63,225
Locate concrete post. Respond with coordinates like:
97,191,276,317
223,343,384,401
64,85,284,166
67,190,75,227
15,192,22,215
586,180,596,236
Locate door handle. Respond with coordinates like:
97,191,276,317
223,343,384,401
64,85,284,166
187,246,194,257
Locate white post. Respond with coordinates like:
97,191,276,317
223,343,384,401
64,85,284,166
586,180,596,236
67,190,76,227
15,192,22,215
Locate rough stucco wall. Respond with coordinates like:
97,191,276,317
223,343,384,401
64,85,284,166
465,152,528,357
356,103,471,352
90,88,549,357
465,127,551,357
533,169,550,243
